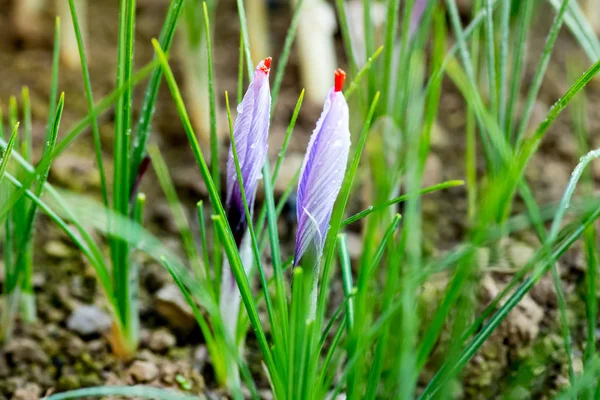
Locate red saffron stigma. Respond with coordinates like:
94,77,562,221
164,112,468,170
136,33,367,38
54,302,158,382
259,57,272,74
334,69,346,92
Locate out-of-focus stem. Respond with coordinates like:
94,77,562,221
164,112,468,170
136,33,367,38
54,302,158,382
294,0,337,103
584,0,600,35
180,7,214,147
219,232,253,343
13,0,46,39
57,0,87,69
246,0,271,64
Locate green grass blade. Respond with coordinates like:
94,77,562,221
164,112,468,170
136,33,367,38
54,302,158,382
202,2,220,195
344,46,384,99
334,0,358,74
234,0,253,78
381,0,401,113
131,0,185,178
255,90,304,239
270,0,304,114
148,145,203,278
21,87,32,162
67,0,109,207
505,0,533,143
497,0,510,131
4,172,113,301
0,123,19,184
196,201,213,289
262,159,289,348
514,0,569,148
337,234,354,332
47,18,61,138
483,0,497,117
46,385,202,400
341,180,464,227
111,0,137,347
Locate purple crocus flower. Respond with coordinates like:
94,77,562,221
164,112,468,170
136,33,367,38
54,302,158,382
221,57,271,341
225,57,272,245
294,69,351,266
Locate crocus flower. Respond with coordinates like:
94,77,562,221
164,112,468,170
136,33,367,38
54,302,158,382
294,69,351,266
221,57,271,341
225,57,272,245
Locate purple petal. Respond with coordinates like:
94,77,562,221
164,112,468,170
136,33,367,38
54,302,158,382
226,58,272,242
295,71,351,264
410,0,428,36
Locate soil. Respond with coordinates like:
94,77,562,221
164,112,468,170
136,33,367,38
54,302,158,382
0,0,598,399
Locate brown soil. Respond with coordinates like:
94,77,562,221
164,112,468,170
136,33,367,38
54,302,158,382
0,0,597,399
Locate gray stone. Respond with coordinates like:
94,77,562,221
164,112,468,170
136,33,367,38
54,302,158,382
67,304,112,336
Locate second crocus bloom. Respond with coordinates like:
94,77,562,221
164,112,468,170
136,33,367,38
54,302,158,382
294,69,351,266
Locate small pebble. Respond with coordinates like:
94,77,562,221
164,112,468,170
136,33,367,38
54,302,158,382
155,284,196,331
5,338,50,365
129,360,159,383
13,383,41,400
148,329,176,352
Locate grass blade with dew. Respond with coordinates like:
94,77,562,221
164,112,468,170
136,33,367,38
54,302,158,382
569,59,598,399
341,180,464,227
131,0,185,181
67,0,108,207
513,0,569,148
344,46,384,99
110,0,138,356
337,234,354,332
151,40,283,394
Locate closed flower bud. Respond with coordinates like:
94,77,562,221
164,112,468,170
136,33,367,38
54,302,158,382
294,69,351,265
226,57,272,245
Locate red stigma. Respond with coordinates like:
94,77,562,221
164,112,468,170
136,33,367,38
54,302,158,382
334,69,346,92
259,57,272,74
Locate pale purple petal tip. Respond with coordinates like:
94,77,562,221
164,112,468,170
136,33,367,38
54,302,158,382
226,57,272,243
294,72,351,265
